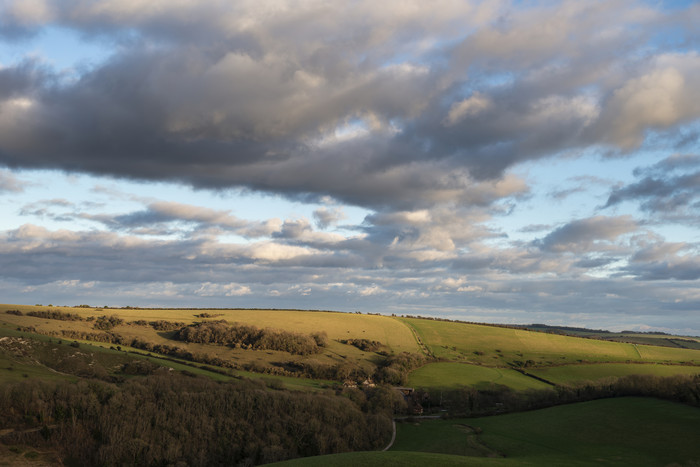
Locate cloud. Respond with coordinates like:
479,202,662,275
195,282,251,297
0,169,27,193
0,1,696,211
313,206,346,229
604,154,700,225
444,92,492,126
594,54,700,149
535,216,637,253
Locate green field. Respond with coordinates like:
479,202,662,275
400,317,700,366
529,363,700,384
391,397,700,466
407,362,551,391
269,450,515,466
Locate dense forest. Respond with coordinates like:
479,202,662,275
0,370,394,466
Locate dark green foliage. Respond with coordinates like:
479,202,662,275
273,360,369,381
373,352,426,385
174,321,322,355
148,320,186,331
439,374,700,417
5,309,23,316
120,360,160,375
93,315,125,331
26,310,83,321
59,329,126,344
0,371,392,466
341,338,384,352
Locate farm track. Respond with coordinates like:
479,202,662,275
397,319,433,358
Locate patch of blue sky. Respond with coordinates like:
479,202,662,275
0,26,111,79
1,169,370,236
491,150,663,245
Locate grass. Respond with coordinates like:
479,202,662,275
267,450,516,466
400,317,700,366
528,363,700,384
407,362,551,391
4,304,700,392
392,397,700,466
0,305,420,382
0,305,419,352
0,324,335,391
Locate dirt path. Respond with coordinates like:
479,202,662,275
396,319,433,357
382,420,396,451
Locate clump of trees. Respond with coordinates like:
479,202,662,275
438,373,700,418
148,320,186,331
93,315,125,331
340,338,384,352
0,371,392,465
128,320,187,331
373,352,427,385
174,321,327,355
194,312,223,318
5,309,23,316
26,310,83,321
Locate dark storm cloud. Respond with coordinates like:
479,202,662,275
0,1,699,211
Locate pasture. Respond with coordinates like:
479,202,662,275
391,397,700,466
528,362,700,384
400,317,700,366
407,362,550,391
0,305,418,352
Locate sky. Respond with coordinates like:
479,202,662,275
0,0,699,335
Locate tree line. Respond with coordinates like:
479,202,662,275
174,321,328,355
435,373,700,418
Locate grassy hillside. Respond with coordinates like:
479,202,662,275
407,362,551,391
0,304,422,386
391,397,700,466
521,324,700,350
3,304,700,466
3,304,700,393
400,317,700,366
528,362,700,384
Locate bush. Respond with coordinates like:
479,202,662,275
174,321,323,355
94,315,124,331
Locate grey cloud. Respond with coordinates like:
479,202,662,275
0,2,698,211
82,201,281,238
313,207,346,229
620,241,700,281
535,216,637,253
604,155,700,224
